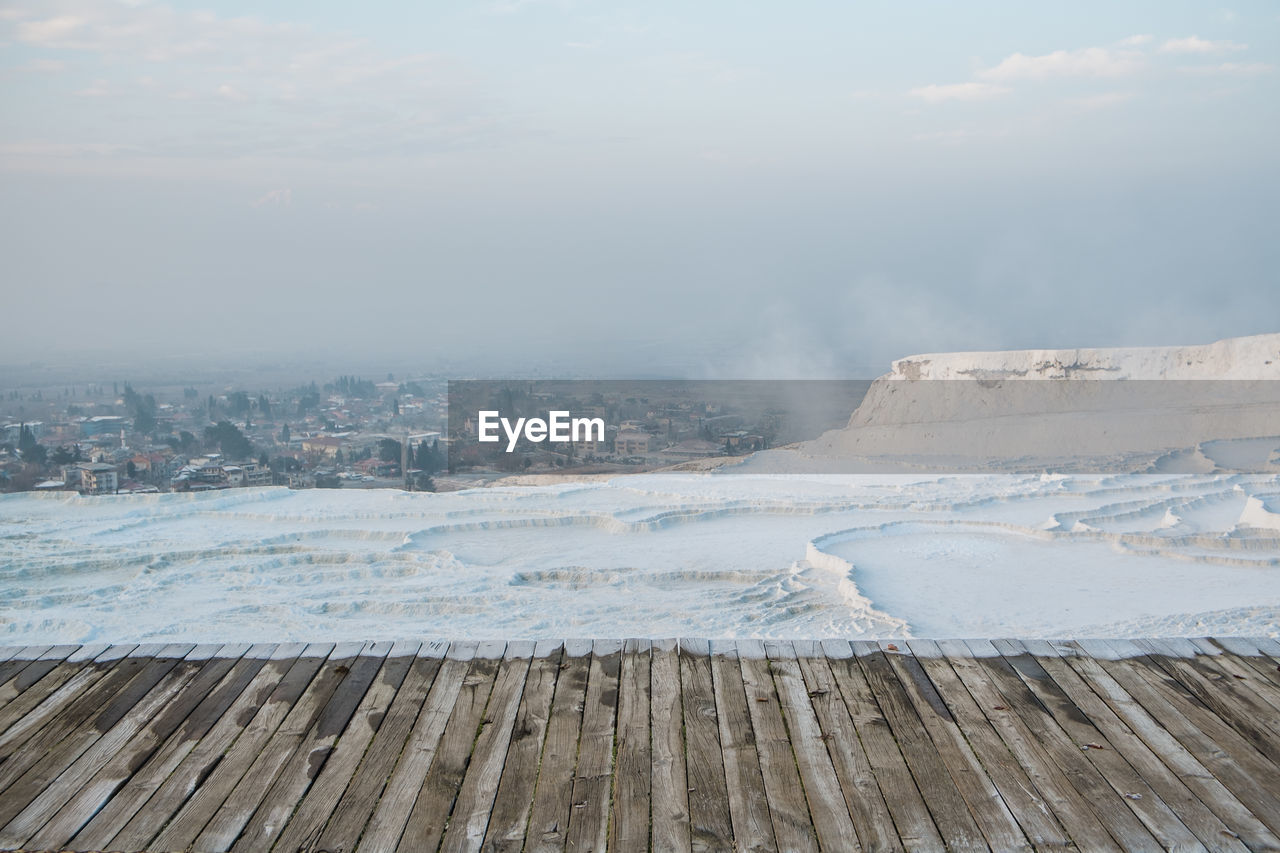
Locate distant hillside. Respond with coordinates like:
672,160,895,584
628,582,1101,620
800,334,1280,471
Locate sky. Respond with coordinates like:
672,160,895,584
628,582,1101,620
1,0,1278,377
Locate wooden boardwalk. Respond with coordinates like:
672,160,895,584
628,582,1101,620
1,638,1279,851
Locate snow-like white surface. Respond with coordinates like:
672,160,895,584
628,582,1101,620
885,332,1280,380
795,333,1280,465
4,471,1279,643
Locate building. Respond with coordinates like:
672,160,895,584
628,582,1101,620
128,452,169,474
574,435,609,454
241,462,273,487
80,415,127,437
615,429,650,455
77,462,118,495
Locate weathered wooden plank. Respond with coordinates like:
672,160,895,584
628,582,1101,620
853,641,986,852
104,643,311,851
609,637,652,853
230,641,395,852
562,638,622,853
305,640,447,853
918,640,1121,852
1184,638,1280,713
10,644,246,850
708,639,776,853
440,640,536,853
1068,638,1280,846
0,642,193,828
650,637,692,853
393,642,505,853
0,644,55,691
1134,638,1280,763
767,640,862,852
1112,637,1280,782
1172,637,1280,726
143,643,334,852
1078,639,1280,838
523,638,593,853
265,640,419,853
0,643,147,768
180,641,363,853
739,639,817,853
824,640,944,853
949,640,1161,852
0,644,77,711
986,639,1204,852
356,641,477,851
10,637,1280,853
1020,639,1260,853
878,641,1027,852
66,645,278,851
679,638,733,852
796,642,900,853
1184,638,1280,707
482,640,563,853
1204,637,1280,693
0,643,114,742
901,641,1068,851
1243,635,1280,660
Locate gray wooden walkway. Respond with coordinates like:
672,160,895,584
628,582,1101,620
1,637,1280,851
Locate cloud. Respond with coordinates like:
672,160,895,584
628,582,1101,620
0,0,505,166
979,47,1143,81
15,58,66,72
1117,34,1153,47
1067,91,1135,110
1159,36,1247,54
1183,61,1276,75
912,129,978,144
908,82,1011,103
17,14,87,44
251,188,292,207
75,78,110,97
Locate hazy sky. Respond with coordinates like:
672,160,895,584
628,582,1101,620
2,1,1278,376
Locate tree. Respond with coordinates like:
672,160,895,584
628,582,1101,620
378,438,402,464
280,423,291,443
257,394,271,419
51,446,74,466
391,398,400,417
203,421,253,460
18,426,47,466
335,449,345,465
18,424,33,452
126,460,137,479
179,430,198,453
122,384,157,435
415,439,444,474
228,391,251,417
